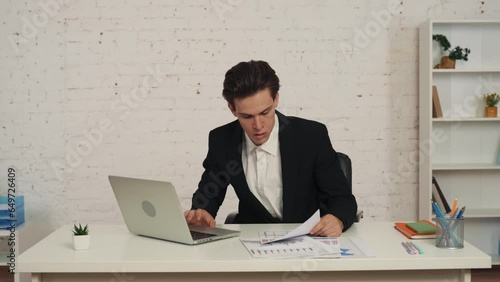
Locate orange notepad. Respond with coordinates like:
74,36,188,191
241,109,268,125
394,220,436,239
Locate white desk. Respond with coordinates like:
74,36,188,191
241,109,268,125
19,222,491,282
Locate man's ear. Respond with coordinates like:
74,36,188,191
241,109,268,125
274,92,280,107
228,103,237,117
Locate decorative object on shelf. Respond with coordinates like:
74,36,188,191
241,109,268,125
72,223,90,250
482,93,499,117
432,176,451,214
432,34,471,69
432,86,443,118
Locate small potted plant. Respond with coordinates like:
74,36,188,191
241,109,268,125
433,34,471,69
483,93,500,117
72,223,90,250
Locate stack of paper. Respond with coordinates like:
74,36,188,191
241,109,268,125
0,195,24,230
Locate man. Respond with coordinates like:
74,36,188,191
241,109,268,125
184,60,357,237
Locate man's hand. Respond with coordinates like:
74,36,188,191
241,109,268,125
184,209,216,228
309,214,344,237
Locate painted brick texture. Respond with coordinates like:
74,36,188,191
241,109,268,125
1,0,499,243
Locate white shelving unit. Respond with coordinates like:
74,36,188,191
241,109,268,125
419,20,500,265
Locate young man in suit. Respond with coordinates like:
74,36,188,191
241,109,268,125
184,60,357,237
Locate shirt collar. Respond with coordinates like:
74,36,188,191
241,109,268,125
244,113,280,157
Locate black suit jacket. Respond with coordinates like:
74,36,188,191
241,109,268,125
191,111,358,229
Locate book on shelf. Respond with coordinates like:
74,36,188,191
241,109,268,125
394,220,436,239
432,176,451,213
432,85,443,118
432,183,446,214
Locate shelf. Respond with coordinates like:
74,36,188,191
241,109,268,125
0,229,11,236
433,163,500,170
491,254,500,265
433,69,500,73
433,117,500,122
464,208,500,218
432,20,500,24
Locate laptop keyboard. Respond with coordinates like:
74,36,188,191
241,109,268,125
190,230,217,240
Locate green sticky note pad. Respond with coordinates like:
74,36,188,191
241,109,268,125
406,222,436,234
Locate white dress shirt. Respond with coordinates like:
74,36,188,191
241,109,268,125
242,114,283,219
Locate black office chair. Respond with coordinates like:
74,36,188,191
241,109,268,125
224,152,363,224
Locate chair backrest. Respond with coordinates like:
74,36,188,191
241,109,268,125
336,152,352,192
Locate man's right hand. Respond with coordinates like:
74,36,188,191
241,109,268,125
184,209,216,228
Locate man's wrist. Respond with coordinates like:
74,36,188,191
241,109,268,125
338,217,346,230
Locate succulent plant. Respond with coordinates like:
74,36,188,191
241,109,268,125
72,223,89,236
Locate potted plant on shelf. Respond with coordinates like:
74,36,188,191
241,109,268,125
72,223,90,250
483,93,500,117
433,34,471,69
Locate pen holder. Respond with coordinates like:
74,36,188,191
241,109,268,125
435,218,464,249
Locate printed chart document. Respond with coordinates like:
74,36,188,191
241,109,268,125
313,237,375,258
240,209,374,259
241,236,340,259
259,210,320,244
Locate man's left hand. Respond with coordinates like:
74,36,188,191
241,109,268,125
310,214,344,237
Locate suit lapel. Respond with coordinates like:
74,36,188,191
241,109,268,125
277,111,298,223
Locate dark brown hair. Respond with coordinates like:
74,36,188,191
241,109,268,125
222,60,280,107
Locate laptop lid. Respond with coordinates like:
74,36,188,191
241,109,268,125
108,175,239,245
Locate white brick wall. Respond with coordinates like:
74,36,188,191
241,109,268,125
1,0,500,244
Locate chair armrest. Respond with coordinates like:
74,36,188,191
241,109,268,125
355,210,364,222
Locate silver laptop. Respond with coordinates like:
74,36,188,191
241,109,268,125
109,175,240,245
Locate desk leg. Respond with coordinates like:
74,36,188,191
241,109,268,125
31,273,42,282
460,269,471,282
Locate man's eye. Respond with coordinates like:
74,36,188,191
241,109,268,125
262,111,269,115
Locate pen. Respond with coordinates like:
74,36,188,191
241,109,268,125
409,241,424,254
405,242,418,254
432,201,445,218
431,201,439,217
456,206,466,219
401,242,416,255
435,202,445,218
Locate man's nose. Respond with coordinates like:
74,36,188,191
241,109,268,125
253,116,263,130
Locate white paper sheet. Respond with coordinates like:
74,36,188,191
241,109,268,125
259,210,320,244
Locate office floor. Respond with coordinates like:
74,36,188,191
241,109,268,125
0,266,14,282
472,266,500,282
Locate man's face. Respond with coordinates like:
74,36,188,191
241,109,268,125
229,88,279,146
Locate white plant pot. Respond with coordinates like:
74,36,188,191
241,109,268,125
73,235,90,250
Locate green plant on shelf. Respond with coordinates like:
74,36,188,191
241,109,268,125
433,34,471,61
483,93,500,107
433,34,471,68
72,223,89,236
